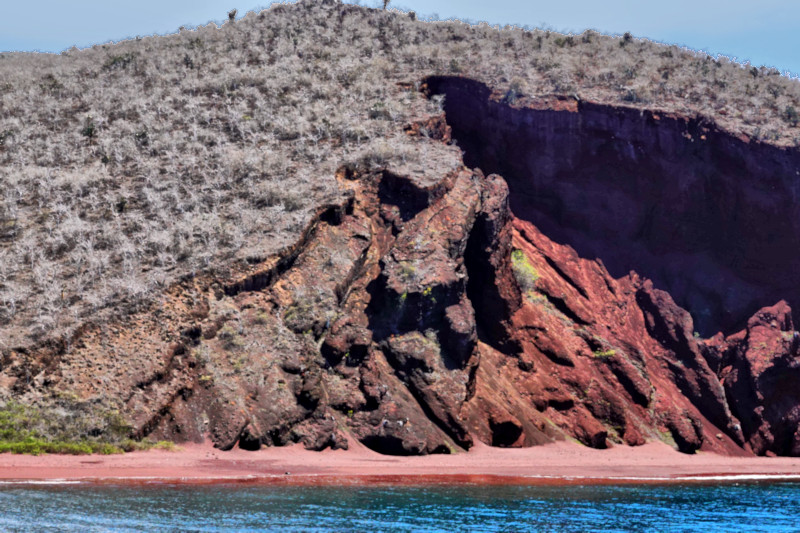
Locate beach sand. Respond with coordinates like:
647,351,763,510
2,440,800,485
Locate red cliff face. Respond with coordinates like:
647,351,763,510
5,76,800,457
423,76,800,456
424,76,800,338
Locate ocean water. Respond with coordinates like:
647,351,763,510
1,481,799,532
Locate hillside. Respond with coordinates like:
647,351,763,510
2,0,800,455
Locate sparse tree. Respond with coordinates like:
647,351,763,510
382,0,389,10
228,8,237,22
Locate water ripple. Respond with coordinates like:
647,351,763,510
1,482,799,532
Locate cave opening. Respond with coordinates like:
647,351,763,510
490,419,523,447
361,434,418,456
425,76,800,336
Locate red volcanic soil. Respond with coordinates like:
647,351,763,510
3,443,800,485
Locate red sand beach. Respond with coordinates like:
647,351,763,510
3,441,800,485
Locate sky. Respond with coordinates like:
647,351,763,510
1,0,797,77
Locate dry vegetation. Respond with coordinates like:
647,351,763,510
1,0,799,349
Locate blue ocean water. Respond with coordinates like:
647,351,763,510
1,481,799,532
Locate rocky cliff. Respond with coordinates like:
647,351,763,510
4,73,800,457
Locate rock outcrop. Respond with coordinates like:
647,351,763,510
424,76,800,338
4,75,800,457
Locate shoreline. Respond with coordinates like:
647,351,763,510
2,441,800,486
5,473,800,488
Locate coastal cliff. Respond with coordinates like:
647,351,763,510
2,0,800,457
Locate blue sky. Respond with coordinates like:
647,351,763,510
1,0,797,76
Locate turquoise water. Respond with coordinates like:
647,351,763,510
1,482,799,532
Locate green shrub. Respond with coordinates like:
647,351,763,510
503,80,524,105
0,437,124,456
103,52,136,70
81,116,96,139
511,249,539,295
554,36,575,48
218,323,244,350
0,400,164,455
153,440,177,451
784,105,799,127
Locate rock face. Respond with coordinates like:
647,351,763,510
709,302,800,455
4,76,800,456
424,76,800,338
464,219,744,455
